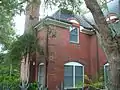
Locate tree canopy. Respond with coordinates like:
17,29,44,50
0,0,25,50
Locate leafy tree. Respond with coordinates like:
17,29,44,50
0,51,20,89
0,1,35,89
84,0,120,90
0,0,26,49
6,32,41,89
8,33,38,62
19,0,41,89
0,64,20,90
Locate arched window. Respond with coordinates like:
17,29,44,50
64,62,84,89
38,63,45,85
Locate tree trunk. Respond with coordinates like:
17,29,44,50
84,0,120,89
20,0,41,89
24,0,41,33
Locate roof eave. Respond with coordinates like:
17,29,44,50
34,17,72,31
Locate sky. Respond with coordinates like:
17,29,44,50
14,14,25,35
14,2,58,36
13,0,118,36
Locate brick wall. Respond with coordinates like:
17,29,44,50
37,25,106,90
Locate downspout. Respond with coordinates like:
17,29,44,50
45,26,49,88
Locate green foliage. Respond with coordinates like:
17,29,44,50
0,0,26,49
7,33,38,62
0,51,20,89
0,61,20,90
76,81,83,88
60,8,74,15
44,0,83,14
0,74,20,90
84,74,104,89
44,0,110,15
0,1,39,90
28,82,38,90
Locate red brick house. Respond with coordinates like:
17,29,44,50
32,10,107,90
27,0,120,89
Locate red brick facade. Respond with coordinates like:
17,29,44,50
34,18,107,90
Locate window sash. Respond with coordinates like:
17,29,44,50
70,28,78,35
69,27,79,43
38,65,44,85
64,65,83,88
64,66,73,88
104,65,109,87
75,66,83,87
64,76,73,88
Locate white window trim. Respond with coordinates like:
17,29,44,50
69,27,80,44
64,62,84,89
39,63,44,65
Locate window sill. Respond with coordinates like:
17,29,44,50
70,41,79,44
64,87,83,90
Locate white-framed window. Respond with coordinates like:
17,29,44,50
64,62,84,89
104,63,109,88
69,27,79,43
106,13,119,23
38,63,45,85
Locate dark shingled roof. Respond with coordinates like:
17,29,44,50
51,9,94,29
38,0,119,30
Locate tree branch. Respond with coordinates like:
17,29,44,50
84,0,111,40
18,0,28,5
82,15,99,33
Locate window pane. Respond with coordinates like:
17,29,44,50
70,35,78,42
75,66,83,76
39,76,44,85
64,66,73,88
70,27,78,42
71,28,78,35
64,66,73,76
75,66,83,87
38,65,44,85
75,76,83,87
39,66,44,76
104,65,109,87
64,76,73,88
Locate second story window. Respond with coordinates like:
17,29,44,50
70,27,79,43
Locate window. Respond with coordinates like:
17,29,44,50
70,27,79,43
106,13,119,23
104,63,109,88
38,63,45,85
64,62,84,89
